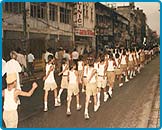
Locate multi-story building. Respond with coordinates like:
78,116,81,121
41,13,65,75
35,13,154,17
113,11,130,48
3,2,73,60
73,2,95,52
116,2,146,47
95,2,114,49
95,2,130,49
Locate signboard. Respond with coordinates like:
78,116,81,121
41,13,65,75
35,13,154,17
75,28,95,36
77,2,83,27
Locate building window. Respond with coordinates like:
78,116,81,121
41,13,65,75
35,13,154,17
30,2,47,20
60,7,71,24
86,5,88,18
49,4,57,21
90,7,93,21
4,2,23,14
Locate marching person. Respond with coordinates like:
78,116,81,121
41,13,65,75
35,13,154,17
97,55,108,107
106,53,116,98
77,56,84,92
114,52,123,87
2,73,38,128
128,49,135,79
66,62,82,116
84,59,99,119
120,50,129,82
43,55,61,112
58,58,69,104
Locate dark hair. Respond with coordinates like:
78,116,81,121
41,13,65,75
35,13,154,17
48,55,53,62
109,53,113,59
78,55,83,61
88,59,94,67
69,62,76,70
100,55,105,62
122,50,126,55
115,53,120,58
62,58,67,64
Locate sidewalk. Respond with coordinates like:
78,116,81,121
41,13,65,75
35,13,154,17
148,82,160,128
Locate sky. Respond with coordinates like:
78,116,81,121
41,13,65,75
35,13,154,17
103,2,160,36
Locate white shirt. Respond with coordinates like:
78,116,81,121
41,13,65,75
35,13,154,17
121,55,127,65
27,53,35,63
98,63,105,76
6,59,22,90
128,53,133,61
62,64,68,76
2,59,6,76
115,58,120,68
72,51,79,60
6,59,22,74
63,53,71,61
44,51,53,63
69,70,77,84
3,88,18,111
107,60,115,71
87,67,96,83
78,61,83,71
45,64,56,84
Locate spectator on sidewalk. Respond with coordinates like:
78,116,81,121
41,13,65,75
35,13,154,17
5,51,22,90
44,48,53,63
63,49,71,62
27,51,35,76
71,48,79,67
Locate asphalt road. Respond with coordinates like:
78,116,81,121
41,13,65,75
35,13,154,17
3,56,160,128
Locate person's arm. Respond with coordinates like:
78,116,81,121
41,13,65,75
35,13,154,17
15,82,38,97
58,64,68,76
2,90,5,97
87,69,96,83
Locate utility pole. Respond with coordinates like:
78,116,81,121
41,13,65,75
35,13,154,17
22,2,27,53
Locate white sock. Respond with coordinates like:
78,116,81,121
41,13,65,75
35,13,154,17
55,98,58,104
77,104,80,108
58,88,63,98
44,102,47,108
85,108,88,114
67,108,70,112
97,92,100,101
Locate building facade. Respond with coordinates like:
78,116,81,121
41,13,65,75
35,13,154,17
3,2,73,60
116,2,146,47
73,2,95,53
95,2,130,50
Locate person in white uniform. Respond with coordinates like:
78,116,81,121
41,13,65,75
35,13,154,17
6,51,22,90
97,55,108,107
43,55,61,112
66,62,82,116
58,58,69,104
84,59,99,119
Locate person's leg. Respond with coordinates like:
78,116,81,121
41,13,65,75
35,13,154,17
84,95,90,119
58,88,64,103
54,89,61,106
44,90,48,111
67,94,72,115
76,94,82,110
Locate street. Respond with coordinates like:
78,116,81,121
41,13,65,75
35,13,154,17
7,56,159,128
